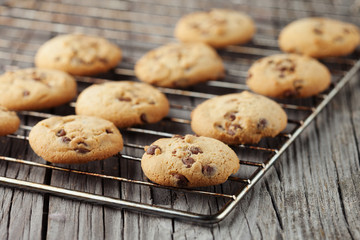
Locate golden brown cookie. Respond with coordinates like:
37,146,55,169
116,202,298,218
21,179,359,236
279,17,360,58
247,54,331,98
191,91,287,145
175,9,256,48
141,135,240,187
75,81,169,128
29,115,123,164
0,106,20,136
135,42,224,88
0,68,77,111
35,33,122,76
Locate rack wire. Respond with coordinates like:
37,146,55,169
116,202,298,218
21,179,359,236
0,0,359,224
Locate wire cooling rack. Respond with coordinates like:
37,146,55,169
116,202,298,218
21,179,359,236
0,0,359,224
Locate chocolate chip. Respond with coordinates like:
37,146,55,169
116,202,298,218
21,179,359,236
171,173,189,187
56,129,66,137
61,137,71,143
257,118,268,129
343,28,350,34
268,60,274,64
33,76,41,81
248,73,253,78
189,146,203,155
279,73,286,78
293,79,304,92
140,113,148,123
148,100,156,105
118,97,131,102
23,90,30,97
231,123,242,130
173,135,185,139
78,142,88,147
75,148,90,154
227,129,236,136
172,150,177,155
313,28,323,35
224,111,237,121
283,89,296,98
202,165,216,177
215,124,225,131
146,145,161,155
182,157,195,168
106,129,113,134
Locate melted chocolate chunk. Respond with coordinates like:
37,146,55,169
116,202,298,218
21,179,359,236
215,124,225,131
106,129,113,134
75,148,90,154
23,90,30,97
227,129,236,136
140,113,148,123
231,123,242,130
56,129,66,137
99,58,108,64
172,173,189,187
182,157,195,168
61,137,71,143
172,150,177,155
189,146,203,155
173,135,185,139
118,97,131,102
283,89,297,98
313,28,323,35
78,142,88,147
224,111,237,121
202,165,216,177
257,118,268,130
146,145,161,155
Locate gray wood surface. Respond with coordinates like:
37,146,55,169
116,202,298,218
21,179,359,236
0,0,359,239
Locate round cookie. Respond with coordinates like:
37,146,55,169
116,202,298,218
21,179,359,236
135,42,224,88
0,68,77,111
191,91,287,145
35,33,122,76
0,106,20,136
174,9,256,48
29,115,123,164
247,54,331,98
75,81,169,128
279,17,360,58
141,134,240,187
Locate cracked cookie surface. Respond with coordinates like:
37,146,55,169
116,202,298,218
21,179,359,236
135,42,224,88
279,17,360,58
0,106,20,136
191,91,287,145
0,68,77,111
75,81,169,128
175,9,255,48
29,115,123,164
247,54,331,98
35,34,122,76
141,135,240,187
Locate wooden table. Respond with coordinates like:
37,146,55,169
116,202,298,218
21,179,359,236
0,0,359,239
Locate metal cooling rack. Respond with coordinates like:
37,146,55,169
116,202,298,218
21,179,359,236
0,0,359,224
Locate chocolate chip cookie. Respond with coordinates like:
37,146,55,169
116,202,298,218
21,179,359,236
0,68,77,111
175,9,256,48
35,33,122,76
247,54,331,98
0,106,20,136
135,42,224,88
29,115,123,164
279,17,360,58
191,91,287,145
75,81,169,128
141,134,240,187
